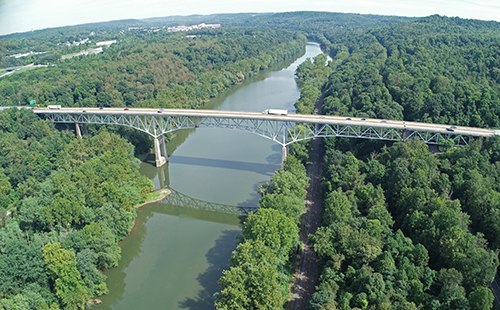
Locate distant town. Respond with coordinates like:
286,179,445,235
167,23,221,32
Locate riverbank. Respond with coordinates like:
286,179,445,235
135,188,171,209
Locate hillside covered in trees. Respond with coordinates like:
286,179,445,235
0,28,305,109
0,108,154,309
322,15,500,127
305,15,500,310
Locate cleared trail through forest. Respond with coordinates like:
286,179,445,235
288,101,324,309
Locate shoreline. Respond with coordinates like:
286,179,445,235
138,152,150,164
134,188,172,209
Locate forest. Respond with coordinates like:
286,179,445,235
305,15,500,310
0,28,305,109
0,108,154,309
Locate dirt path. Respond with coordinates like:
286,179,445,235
288,135,322,310
288,90,325,310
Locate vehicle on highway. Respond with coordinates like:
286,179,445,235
381,120,387,123
82,110,86,113
451,125,457,128
157,110,162,113
361,118,366,120
124,108,129,110
47,105,61,109
446,128,454,132
262,109,288,115
99,107,103,110
346,118,351,120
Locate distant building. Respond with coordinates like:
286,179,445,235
167,23,221,32
96,40,117,46
7,51,47,58
75,47,103,57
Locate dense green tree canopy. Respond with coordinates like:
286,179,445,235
0,108,152,308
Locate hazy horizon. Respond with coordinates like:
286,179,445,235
1,0,500,36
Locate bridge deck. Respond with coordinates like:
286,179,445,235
32,107,496,138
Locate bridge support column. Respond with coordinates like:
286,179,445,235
281,145,288,168
154,136,168,167
75,123,81,138
160,135,168,162
82,123,88,136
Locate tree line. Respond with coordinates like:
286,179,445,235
1,28,305,110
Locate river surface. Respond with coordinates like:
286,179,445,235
97,43,325,310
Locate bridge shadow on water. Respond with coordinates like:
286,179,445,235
170,155,277,176
156,188,257,226
178,229,240,310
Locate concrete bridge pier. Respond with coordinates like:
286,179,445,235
154,135,168,167
75,123,82,138
281,145,288,168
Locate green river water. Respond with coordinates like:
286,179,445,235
97,43,325,310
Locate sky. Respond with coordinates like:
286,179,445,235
1,0,500,36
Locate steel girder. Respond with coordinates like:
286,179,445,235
40,112,471,146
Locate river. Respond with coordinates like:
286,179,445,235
97,43,326,310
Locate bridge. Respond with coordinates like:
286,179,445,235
32,107,500,166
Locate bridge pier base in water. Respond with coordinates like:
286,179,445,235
281,145,288,168
154,135,168,167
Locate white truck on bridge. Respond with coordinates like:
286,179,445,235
47,105,62,109
263,109,288,115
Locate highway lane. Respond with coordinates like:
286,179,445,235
32,107,498,138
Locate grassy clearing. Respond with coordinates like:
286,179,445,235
61,47,101,59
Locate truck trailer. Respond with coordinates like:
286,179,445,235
262,109,288,116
